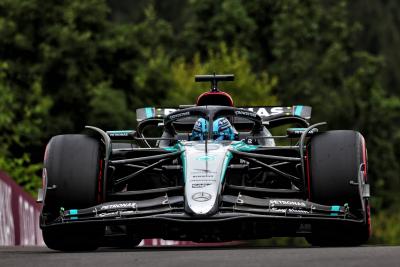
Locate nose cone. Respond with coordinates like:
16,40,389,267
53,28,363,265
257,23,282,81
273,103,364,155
188,191,217,215
183,143,231,216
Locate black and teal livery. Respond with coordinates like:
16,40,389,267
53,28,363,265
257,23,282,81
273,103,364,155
39,79,370,251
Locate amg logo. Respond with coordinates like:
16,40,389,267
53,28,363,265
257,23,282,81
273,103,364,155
235,110,257,117
169,112,190,120
270,200,306,207
100,203,137,210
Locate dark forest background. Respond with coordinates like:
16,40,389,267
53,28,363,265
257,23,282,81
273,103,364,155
0,0,399,244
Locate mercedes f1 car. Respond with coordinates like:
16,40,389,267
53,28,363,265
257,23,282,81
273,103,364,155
39,74,371,251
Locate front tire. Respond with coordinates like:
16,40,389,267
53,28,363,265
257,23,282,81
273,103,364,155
41,134,104,251
306,130,370,246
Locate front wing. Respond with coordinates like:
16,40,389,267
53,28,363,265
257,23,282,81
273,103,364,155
41,195,364,240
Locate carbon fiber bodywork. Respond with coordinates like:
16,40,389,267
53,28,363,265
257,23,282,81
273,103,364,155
39,105,370,243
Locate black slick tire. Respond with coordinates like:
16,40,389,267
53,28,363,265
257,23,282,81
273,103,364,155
306,130,370,246
41,134,103,251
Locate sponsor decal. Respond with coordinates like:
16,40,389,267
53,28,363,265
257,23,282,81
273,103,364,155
193,169,217,173
100,203,137,210
235,110,257,118
189,179,217,183
107,130,132,137
289,209,309,214
196,155,216,161
192,175,215,179
270,200,307,207
192,183,212,188
163,108,177,116
98,212,118,218
245,107,285,117
271,208,310,214
192,192,212,202
168,111,190,120
139,106,301,121
270,107,285,115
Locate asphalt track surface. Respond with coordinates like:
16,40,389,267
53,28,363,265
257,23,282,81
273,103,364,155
0,245,399,267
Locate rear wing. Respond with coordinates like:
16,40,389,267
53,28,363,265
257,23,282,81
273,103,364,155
136,106,311,122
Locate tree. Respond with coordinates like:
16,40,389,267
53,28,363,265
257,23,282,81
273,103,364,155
349,0,400,96
265,0,400,207
0,63,51,195
165,43,277,106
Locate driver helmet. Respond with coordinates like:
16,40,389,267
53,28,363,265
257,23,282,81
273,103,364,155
191,117,238,141
191,118,209,141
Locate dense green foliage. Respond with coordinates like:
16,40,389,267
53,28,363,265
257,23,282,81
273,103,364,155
0,0,399,243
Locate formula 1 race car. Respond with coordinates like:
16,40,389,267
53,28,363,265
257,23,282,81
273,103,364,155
39,74,371,251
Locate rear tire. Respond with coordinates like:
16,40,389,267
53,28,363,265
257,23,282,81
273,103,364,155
307,130,370,246
41,134,104,251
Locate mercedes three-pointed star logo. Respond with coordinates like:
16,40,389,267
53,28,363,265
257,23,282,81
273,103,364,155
192,192,212,202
